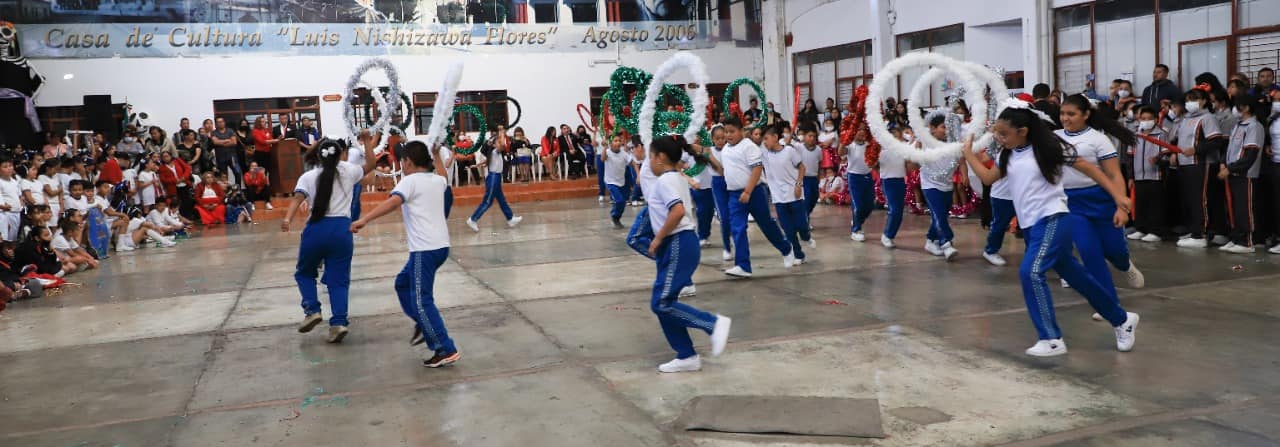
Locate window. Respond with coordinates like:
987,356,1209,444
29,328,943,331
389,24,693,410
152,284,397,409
792,40,873,117
36,103,125,143
529,0,557,23
413,90,510,135
213,96,321,132
565,0,596,23
896,24,964,106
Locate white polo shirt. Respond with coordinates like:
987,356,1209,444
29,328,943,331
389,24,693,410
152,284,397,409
761,144,803,204
878,146,905,179
720,138,763,191
647,170,696,233
681,153,712,190
1006,145,1069,229
602,148,632,187
798,143,822,177
1055,127,1118,190
845,142,872,175
294,161,364,218
391,172,451,252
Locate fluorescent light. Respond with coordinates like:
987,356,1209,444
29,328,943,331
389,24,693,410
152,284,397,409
63,73,74,80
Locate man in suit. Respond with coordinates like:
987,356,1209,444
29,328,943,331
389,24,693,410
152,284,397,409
272,112,298,141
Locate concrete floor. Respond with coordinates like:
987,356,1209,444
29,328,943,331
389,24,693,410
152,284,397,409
2,197,1279,446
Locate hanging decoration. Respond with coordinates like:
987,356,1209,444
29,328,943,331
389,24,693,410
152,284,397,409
503,96,523,128
577,103,597,134
721,78,769,129
445,104,488,154
838,85,881,168
597,65,712,147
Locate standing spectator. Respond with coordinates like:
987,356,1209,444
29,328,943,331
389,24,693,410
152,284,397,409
272,112,298,141
823,97,841,124
234,119,253,178
175,130,204,174
1249,67,1277,119
298,117,321,153
145,126,175,158
89,131,111,159
744,97,763,124
797,99,819,129
540,127,561,181
210,117,241,187
252,117,274,179
1112,79,1137,112
172,117,192,144
194,171,226,226
0,159,22,242
1141,64,1181,108
41,131,69,159
116,128,145,160
1031,83,1062,128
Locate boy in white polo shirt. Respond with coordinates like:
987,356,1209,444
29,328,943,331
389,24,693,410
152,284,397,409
718,117,794,278
761,126,813,263
352,140,460,369
0,158,22,241
601,134,633,228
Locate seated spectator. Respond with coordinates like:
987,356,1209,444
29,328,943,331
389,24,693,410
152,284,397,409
818,168,845,205
540,127,562,181
195,172,226,226
117,127,145,159
146,200,187,236
92,181,130,241
0,241,32,302
17,226,66,277
242,161,271,207
511,127,534,182
19,204,51,242
117,207,175,252
157,152,190,205
52,219,97,273
42,131,70,159
223,184,252,224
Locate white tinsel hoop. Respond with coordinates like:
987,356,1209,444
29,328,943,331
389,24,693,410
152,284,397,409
907,65,988,149
343,57,402,153
638,51,711,148
426,61,465,149
867,53,1007,163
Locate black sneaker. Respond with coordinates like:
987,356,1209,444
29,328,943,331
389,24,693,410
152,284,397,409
410,326,425,346
424,351,460,368
611,216,623,228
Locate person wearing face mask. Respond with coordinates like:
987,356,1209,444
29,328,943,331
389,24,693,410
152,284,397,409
1127,106,1173,243
1170,89,1230,248
1216,94,1265,254
117,128,145,159
1113,79,1137,112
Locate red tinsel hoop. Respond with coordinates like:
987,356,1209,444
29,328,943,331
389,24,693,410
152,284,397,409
577,103,597,133
839,85,882,168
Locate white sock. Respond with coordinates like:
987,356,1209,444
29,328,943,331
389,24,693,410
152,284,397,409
146,229,167,242
55,270,66,278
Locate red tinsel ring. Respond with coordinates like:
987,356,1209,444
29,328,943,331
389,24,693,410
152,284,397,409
728,102,745,126
577,103,597,134
904,169,926,215
838,85,881,168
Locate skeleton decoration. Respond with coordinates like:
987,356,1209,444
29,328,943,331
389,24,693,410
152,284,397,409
0,21,46,131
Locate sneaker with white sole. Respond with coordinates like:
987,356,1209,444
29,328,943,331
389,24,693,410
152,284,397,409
658,355,702,373
710,315,732,356
924,240,943,256
679,285,696,297
1140,233,1162,243
1270,244,1280,254
1127,231,1146,241
298,313,323,333
850,231,865,242
722,250,733,261
1124,261,1145,288
808,238,817,249
724,266,752,278
1218,242,1237,251
1226,244,1256,254
982,252,1007,266
266,202,275,210
783,252,797,268
881,235,895,248
1177,237,1207,248
1114,312,1139,352
941,242,958,261
1091,313,1103,321
700,239,710,248
327,325,349,343
506,216,524,227
1178,234,1191,240
1061,278,1071,288
1211,235,1231,246
466,218,480,232
598,195,605,203
1025,339,1068,357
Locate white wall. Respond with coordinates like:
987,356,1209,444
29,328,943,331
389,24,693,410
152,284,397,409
29,45,763,139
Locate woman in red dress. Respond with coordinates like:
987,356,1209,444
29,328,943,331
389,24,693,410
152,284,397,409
195,171,226,225
157,152,191,202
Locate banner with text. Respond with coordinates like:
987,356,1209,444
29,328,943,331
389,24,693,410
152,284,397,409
19,20,732,58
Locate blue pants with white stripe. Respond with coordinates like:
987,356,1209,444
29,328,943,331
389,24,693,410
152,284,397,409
691,188,715,241
295,217,353,327
607,184,627,219
471,172,513,222
395,248,456,355
803,176,820,215
775,200,810,260
1066,185,1131,293
710,176,732,251
882,177,906,239
727,187,792,273
596,158,607,196
923,188,954,244
985,197,1016,254
652,230,717,359
627,207,655,260
848,173,875,233
1020,213,1127,340
627,166,643,202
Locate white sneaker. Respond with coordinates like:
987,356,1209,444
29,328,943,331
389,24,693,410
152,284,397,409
748,214,755,223
924,240,943,256
724,266,752,278
1218,242,1237,251
1176,237,1208,248
117,243,135,252
982,252,1007,266
710,315,732,357
722,250,733,261
1226,244,1256,254
699,239,710,248
1114,312,1139,352
1211,235,1231,246
783,251,797,268
679,285,696,297
658,355,702,373
1269,244,1280,254
850,231,865,242
1025,339,1068,357
1124,261,1145,288
466,218,480,232
1178,233,1191,240
1061,278,1071,288
506,216,524,227
266,202,274,210
1127,231,1145,241
1091,313,1103,321
881,235,895,249
793,257,806,265
807,238,817,249
598,195,605,203
941,242,958,262
161,238,177,248
1140,233,1162,243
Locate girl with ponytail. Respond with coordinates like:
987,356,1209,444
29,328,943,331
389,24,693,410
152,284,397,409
962,103,1139,358
282,137,379,344
1055,94,1146,301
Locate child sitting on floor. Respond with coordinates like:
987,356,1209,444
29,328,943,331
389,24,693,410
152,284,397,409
146,200,187,236
817,168,847,205
52,219,97,273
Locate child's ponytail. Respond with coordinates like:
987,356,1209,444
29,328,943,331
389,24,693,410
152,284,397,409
309,140,345,225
